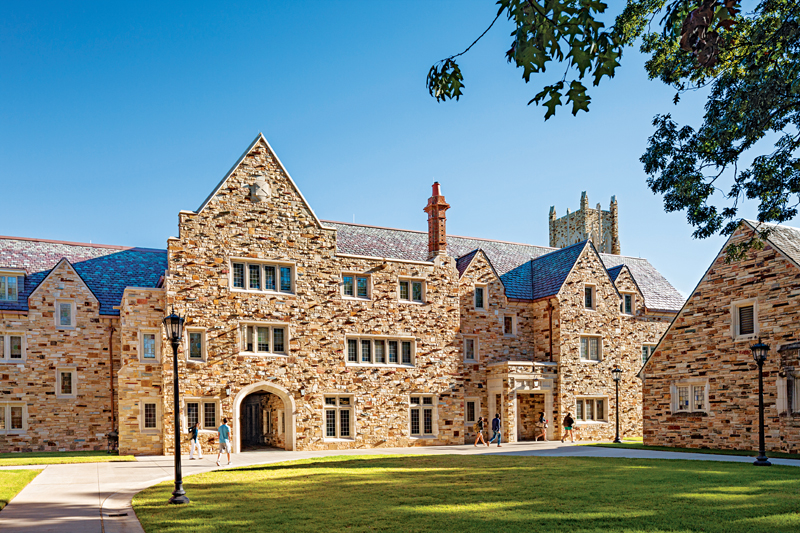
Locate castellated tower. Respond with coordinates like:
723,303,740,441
549,192,620,254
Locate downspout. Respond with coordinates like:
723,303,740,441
547,300,554,362
108,324,116,429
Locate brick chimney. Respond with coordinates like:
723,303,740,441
424,182,450,259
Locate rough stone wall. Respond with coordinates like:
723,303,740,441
162,137,463,455
0,260,116,452
262,393,286,449
518,393,545,441
643,224,800,453
778,347,800,451
549,193,619,254
117,287,166,456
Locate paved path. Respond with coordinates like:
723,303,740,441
2,442,798,533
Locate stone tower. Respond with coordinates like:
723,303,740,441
549,192,620,254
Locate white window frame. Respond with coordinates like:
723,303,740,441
503,314,517,337
139,328,161,362
0,270,23,302
398,278,426,304
185,328,207,362
671,381,709,413
139,400,161,432
344,335,416,367
584,284,596,310
465,397,481,425
474,284,487,310
229,258,296,295
183,397,221,431
239,322,289,357
56,368,77,399
731,298,758,341
409,394,438,438
621,292,635,315
341,272,371,300
575,397,608,423
641,344,657,365
0,402,28,434
463,336,479,363
580,334,602,362
55,299,76,329
0,333,26,363
323,394,355,440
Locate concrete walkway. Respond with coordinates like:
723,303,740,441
2,442,799,533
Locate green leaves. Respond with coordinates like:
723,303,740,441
426,59,465,102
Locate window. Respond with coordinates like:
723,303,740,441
580,336,601,361
575,398,606,422
324,395,354,439
55,300,75,328
503,315,516,337
0,272,22,301
185,399,219,430
642,344,657,365
187,329,206,361
230,260,294,294
410,395,437,437
465,397,480,425
584,285,596,309
672,382,708,413
240,324,288,355
474,285,486,310
399,279,425,303
139,330,160,362
732,299,758,339
621,293,634,315
56,369,76,398
342,274,370,299
463,337,478,362
140,401,160,431
0,403,26,433
0,333,25,362
345,336,415,366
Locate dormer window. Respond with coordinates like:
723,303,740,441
0,272,22,302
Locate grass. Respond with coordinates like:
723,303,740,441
134,454,800,533
0,450,136,466
0,469,40,510
584,441,800,460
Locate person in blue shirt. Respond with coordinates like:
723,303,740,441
488,413,502,447
189,422,203,459
215,418,232,466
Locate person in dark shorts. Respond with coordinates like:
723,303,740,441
537,411,548,441
474,416,489,447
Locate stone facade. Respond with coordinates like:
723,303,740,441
550,192,620,254
642,222,800,453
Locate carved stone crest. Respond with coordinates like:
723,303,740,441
248,178,270,203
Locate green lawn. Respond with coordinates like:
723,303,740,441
0,450,136,466
134,455,800,533
0,469,40,510
585,442,800,460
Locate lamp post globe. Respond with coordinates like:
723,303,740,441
612,366,623,444
750,339,771,467
163,308,190,503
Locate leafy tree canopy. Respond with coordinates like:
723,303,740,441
428,1,800,259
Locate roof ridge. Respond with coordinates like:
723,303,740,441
0,235,166,253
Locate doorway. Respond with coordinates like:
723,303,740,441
517,393,546,441
239,391,287,450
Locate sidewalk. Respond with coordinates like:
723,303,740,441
1,441,798,533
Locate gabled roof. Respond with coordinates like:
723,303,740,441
745,220,800,268
0,236,166,316
455,250,479,277
529,241,587,300
607,264,624,281
327,221,684,311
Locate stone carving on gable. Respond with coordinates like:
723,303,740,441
248,178,271,203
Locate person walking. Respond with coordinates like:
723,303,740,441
488,413,502,447
189,422,203,459
561,412,575,443
474,416,489,447
537,411,548,442
215,418,232,466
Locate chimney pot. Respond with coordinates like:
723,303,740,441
432,182,441,196
424,182,450,259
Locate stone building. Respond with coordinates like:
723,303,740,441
0,134,682,455
641,220,800,453
550,192,620,254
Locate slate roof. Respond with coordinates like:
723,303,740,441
0,236,167,316
749,220,800,267
606,264,624,282
325,221,684,312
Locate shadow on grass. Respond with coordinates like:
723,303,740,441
134,455,800,533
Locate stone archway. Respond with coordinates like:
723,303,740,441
232,381,296,452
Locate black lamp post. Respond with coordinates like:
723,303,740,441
612,366,623,444
750,339,771,467
163,308,190,504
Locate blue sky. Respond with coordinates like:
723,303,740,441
0,1,790,296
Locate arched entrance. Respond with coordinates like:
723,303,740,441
233,382,296,452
